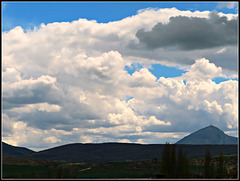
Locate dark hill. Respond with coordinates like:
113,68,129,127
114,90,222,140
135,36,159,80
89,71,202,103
2,142,35,158
2,142,237,163
175,125,238,145
28,143,238,163
28,143,164,163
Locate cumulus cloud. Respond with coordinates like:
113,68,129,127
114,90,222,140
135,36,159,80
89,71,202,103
128,68,157,87
135,11,238,50
183,58,223,81
3,8,238,73
2,7,238,150
2,121,70,150
203,100,223,114
2,75,60,111
3,56,237,149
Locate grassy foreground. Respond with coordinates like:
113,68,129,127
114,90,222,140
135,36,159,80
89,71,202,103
2,155,238,179
2,158,161,179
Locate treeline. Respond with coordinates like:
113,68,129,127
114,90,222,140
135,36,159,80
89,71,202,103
204,150,226,178
161,143,189,178
160,143,227,178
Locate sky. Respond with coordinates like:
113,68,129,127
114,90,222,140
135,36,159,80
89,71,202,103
2,1,239,151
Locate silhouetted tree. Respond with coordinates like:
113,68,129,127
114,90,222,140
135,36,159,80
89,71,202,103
182,153,190,178
161,143,178,178
176,147,189,178
161,143,170,177
204,150,214,178
217,152,226,178
176,146,183,178
170,144,176,177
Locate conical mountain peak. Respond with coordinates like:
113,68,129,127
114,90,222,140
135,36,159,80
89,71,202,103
176,125,238,145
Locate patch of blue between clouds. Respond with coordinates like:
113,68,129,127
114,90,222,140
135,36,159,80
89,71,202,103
124,63,143,75
120,96,134,103
124,63,187,78
125,96,134,102
212,77,238,84
149,64,187,78
125,63,238,84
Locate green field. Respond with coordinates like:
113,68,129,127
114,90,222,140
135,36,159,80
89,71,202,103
0,160,209,179
2,159,162,179
2,155,237,179
212,154,237,158
2,164,58,178
73,160,161,178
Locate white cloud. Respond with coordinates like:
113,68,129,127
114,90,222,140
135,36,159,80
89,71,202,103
119,139,132,143
107,106,171,127
2,8,238,149
2,68,21,82
2,113,15,136
43,136,61,144
129,68,157,87
203,100,223,114
9,103,62,113
147,116,171,126
183,58,223,81
216,47,227,54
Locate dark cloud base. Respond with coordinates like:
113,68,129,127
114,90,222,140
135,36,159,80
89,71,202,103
135,11,238,51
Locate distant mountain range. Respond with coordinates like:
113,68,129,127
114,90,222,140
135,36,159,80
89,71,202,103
2,125,238,163
175,125,238,145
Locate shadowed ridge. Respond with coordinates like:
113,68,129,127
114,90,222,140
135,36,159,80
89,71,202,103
2,141,237,162
2,142,36,158
175,125,238,145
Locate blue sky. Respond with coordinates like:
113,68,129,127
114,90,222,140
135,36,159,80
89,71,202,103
2,1,238,32
2,1,238,149
125,63,187,78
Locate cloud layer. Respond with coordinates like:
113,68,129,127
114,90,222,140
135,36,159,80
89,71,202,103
135,11,237,50
2,8,238,150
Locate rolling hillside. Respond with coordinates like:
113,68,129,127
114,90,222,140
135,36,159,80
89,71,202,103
2,142,238,163
2,142,36,158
